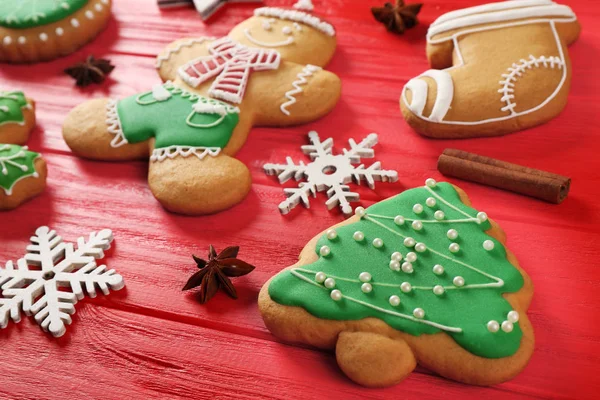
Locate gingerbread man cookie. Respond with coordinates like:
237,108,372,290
0,0,111,63
259,180,534,387
400,0,580,138
0,90,36,144
63,7,341,215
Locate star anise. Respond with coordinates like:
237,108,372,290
183,245,255,303
64,55,115,87
371,0,423,34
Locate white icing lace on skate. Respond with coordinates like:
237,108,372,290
150,146,221,162
106,99,128,148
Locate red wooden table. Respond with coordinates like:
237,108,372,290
1,0,599,398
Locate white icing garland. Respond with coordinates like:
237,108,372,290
150,145,221,162
0,145,40,196
155,37,215,69
280,64,322,116
254,7,335,37
0,106,8,113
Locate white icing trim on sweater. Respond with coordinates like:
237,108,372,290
254,7,335,37
150,145,221,162
106,99,128,148
155,37,215,68
280,64,322,116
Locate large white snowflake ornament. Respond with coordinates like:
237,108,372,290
0,226,124,338
264,131,398,214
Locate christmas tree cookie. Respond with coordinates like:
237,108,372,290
0,0,111,63
0,91,36,145
259,180,534,387
0,144,47,210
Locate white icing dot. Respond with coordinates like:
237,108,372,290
95,4,103,11
483,240,495,251
391,252,403,262
453,276,465,287
86,10,95,19
389,260,400,271
262,21,272,31
353,231,364,241
449,243,460,253
426,197,436,207
39,33,48,41
400,282,412,293
354,206,366,218
415,243,426,253
412,204,424,214
18,36,26,44
361,283,373,293
405,252,417,263
394,215,405,225
3,36,12,45
389,295,401,307
433,285,445,296
403,237,416,247
372,238,384,248
477,212,488,222
401,262,413,273
447,229,458,240
71,18,80,27
326,229,337,240
487,320,500,333
102,0,109,4
432,264,444,275
315,272,326,283
330,289,342,301
324,277,336,289
426,178,437,188
56,27,64,36
413,308,425,319
319,245,331,257
507,310,520,323
434,210,445,220
359,272,372,283
501,320,514,333
411,220,423,231
282,26,292,35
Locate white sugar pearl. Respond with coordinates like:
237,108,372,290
394,215,405,225
453,276,465,287
426,197,436,207
391,252,403,262
95,4,103,11
18,36,26,44
71,18,80,27
319,245,331,257
449,243,460,253
433,285,445,296
483,240,495,251
412,220,423,231
415,243,427,253
405,252,417,262
487,320,500,333
413,308,425,319
326,229,337,240
39,33,48,41
507,310,520,323
434,210,445,220
324,278,336,289
426,178,437,188
315,272,326,283
501,320,514,333
361,283,373,293
3,36,12,45
432,264,444,275
389,260,400,271
359,272,372,282
400,282,412,293
56,27,64,35
389,295,401,306
85,10,94,19
353,231,365,241
477,212,488,222
413,204,424,214
401,262,413,273
355,207,366,217
282,26,292,35
330,289,342,301
447,229,458,240
372,238,384,248
404,237,416,247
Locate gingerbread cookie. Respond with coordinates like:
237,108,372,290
0,91,36,145
0,144,47,210
0,0,111,63
400,0,580,138
259,180,534,387
63,7,341,215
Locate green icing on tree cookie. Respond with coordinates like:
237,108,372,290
0,144,40,195
268,181,525,359
0,91,29,126
0,0,87,29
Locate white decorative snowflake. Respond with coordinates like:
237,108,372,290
0,226,124,338
264,131,398,214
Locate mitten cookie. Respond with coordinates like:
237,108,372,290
0,144,47,210
0,91,35,145
0,0,111,63
259,180,534,387
400,0,580,138
63,7,341,215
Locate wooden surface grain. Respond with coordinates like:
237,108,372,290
1,0,599,398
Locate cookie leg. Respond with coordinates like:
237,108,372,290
336,331,416,387
148,153,252,215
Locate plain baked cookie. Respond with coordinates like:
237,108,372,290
400,0,581,138
0,0,111,63
0,144,47,210
0,91,36,145
259,180,534,387
63,7,341,215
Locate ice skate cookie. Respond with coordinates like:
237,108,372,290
259,180,534,387
0,91,35,145
63,7,341,215
0,144,47,210
400,0,580,138
0,0,111,63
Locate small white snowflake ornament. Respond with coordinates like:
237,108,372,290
264,131,398,214
0,226,124,338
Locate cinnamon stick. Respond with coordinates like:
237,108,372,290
438,149,570,204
